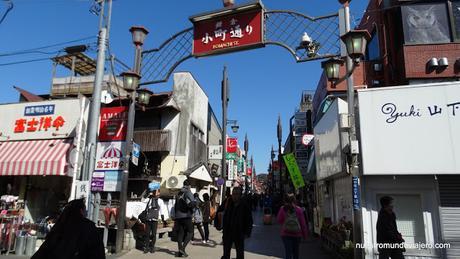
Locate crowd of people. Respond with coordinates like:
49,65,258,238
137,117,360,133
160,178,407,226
31,180,312,259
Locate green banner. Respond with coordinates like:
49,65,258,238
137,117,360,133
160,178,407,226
283,153,305,189
237,158,244,172
226,153,237,160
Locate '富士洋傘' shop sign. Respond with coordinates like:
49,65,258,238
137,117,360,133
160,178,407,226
0,98,88,142
191,3,264,57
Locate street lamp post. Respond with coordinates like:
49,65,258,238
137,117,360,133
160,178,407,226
321,2,370,257
277,115,283,195
115,26,149,253
244,134,249,194
270,145,275,194
221,66,229,199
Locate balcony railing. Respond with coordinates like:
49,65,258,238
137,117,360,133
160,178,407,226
133,129,171,152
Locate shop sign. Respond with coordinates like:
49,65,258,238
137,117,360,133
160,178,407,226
91,171,122,192
95,142,126,171
358,82,460,175
132,142,140,166
208,145,223,160
283,153,305,190
75,180,90,199
352,176,360,210
226,137,238,153
225,152,237,160
228,159,235,180
191,4,264,57
237,158,244,172
302,134,314,146
0,98,86,142
98,106,128,141
247,168,252,176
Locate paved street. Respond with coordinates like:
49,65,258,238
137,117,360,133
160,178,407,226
0,209,331,259
111,209,331,259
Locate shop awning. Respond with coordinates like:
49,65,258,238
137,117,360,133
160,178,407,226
184,162,212,183
0,139,73,176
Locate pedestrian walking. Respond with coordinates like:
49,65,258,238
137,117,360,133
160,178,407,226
221,187,253,259
32,198,105,259
140,183,165,254
202,193,212,243
192,193,205,243
173,179,196,257
377,196,405,259
277,193,308,259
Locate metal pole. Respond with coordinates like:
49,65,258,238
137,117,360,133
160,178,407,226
343,4,362,258
115,44,142,253
221,66,228,201
244,134,249,195
277,115,283,195
83,26,107,221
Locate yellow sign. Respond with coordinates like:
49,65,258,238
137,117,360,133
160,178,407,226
283,153,306,189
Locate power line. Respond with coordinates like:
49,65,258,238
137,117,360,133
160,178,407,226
0,57,54,67
0,36,96,57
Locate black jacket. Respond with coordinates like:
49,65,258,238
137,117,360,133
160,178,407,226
32,217,105,259
174,186,196,219
376,209,403,246
222,199,253,240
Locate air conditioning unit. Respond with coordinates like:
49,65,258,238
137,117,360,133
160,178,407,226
166,175,187,189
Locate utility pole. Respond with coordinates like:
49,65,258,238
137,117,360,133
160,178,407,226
82,0,111,222
277,115,283,195
221,66,229,199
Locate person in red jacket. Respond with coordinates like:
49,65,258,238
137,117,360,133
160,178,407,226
277,193,308,259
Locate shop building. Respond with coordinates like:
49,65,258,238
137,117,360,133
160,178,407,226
0,97,89,224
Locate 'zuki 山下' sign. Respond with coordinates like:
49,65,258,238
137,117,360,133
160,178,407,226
191,2,264,57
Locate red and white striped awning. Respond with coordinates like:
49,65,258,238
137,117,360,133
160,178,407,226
0,139,73,176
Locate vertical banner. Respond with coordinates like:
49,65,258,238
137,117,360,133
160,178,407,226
283,153,306,189
228,159,235,180
352,176,360,210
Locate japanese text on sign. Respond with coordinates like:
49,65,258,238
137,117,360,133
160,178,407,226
283,153,306,190
24,105,55,116
14,116,65,133
192,8,263,56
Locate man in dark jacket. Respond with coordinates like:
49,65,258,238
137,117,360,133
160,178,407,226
173,179,196,257
376,196,405,259
221,187,253,259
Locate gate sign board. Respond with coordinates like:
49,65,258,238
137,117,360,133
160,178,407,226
190,2,264,57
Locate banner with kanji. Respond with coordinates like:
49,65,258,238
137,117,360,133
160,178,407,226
283,153,305,189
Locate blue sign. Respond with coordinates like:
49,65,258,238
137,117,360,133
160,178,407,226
132,142,140,166
352,176,360,210
24,104,55,116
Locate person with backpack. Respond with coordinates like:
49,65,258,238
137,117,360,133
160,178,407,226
140,183,165,254
277,193,308,259
173,179,196,257
192,193,205,243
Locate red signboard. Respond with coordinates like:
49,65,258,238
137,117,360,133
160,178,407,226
99,106,128,141
192,6,264,57
227,137,238,153
247,168,252,176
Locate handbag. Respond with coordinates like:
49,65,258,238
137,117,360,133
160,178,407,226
170,221,179,242
138,198,150,223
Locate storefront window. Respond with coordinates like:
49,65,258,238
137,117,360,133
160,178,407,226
452,0,460,40
378,194,426,244
401,3,451,44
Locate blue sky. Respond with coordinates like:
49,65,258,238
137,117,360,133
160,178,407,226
0,0,368,174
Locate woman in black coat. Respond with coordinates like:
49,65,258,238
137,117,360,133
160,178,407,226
32,199,105,259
